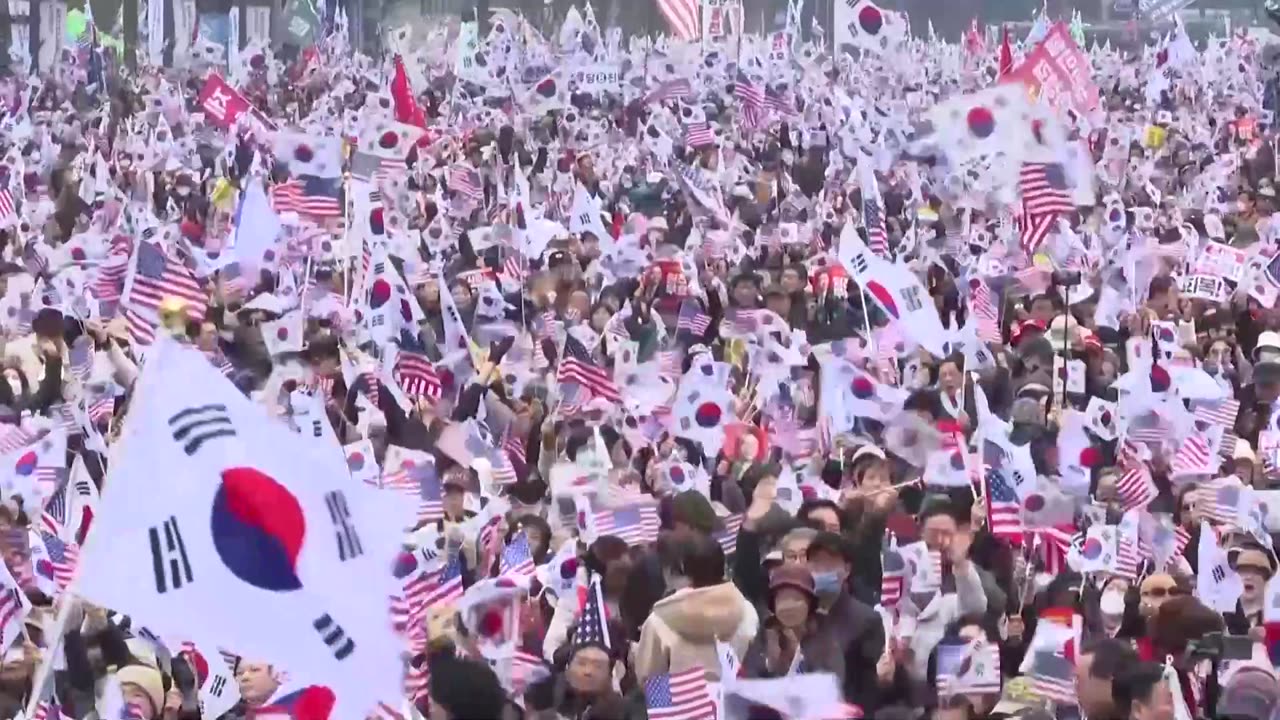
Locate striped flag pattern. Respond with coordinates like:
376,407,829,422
644,666,716,720
270,177,343,217
122,241,208,346
593,503,661,546
656,0,699,40
1017,162,1073,257
733,72,765,129
985,469,1025,545
558,335,621,403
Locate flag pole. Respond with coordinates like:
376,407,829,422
22,589,78,719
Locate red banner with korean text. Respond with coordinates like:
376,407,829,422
197,74,276,132
1003,22,1098,115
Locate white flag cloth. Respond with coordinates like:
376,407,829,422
76,339,410,718
723,673,844,720
1196,520,1243,613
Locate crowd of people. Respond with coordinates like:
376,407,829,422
0,3,1276,720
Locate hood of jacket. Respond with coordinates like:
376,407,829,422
651,582,746,642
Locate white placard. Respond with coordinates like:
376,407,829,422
1180,274,1228,304
1194,242,1248,284
245,6,271,46
568,64,621,93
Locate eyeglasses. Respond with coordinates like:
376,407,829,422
1141,586,1182,599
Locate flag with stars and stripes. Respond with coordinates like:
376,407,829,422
1017,162,1073,257
558,335,621,404
36,531,78,590
984,469,1024,545
733,72,765,129
676,298,711,337
858,152,889,257
644,666,716,720
573,577,610,649
499,532,537,582
713,514,744,556
423,552,465,609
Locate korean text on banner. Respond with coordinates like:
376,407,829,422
1004,22,1099,115
198,75,276,132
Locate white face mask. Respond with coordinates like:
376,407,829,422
1100,588,1127,617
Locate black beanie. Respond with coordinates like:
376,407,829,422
428,654,507,719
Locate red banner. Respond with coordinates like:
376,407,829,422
198,74,275,132
1004,23,1098,115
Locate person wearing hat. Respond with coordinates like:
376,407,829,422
741,564,844,686
116,663,168,719
1218,665,1280,720
1226,544,1278,631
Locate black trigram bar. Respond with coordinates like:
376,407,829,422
325,491,363,562
313,614,355,660
149,516,193,594
209,675,226,697
168,404,236,456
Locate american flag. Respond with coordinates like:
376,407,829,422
733,72,765,129
644,666,716,720
984,469,1025,544
676,298,711,336
861,172,889,258
593,503,661,546
409,464,444,524
1196,478,1243,525
1195,399,1241,429
967,276,1002,344
505,649,550,696
1035,526,1078,575
498,431,526,475
422,552,465,608
392,347,442,401
684,122,714,148
558,335,621,404
448,164,483,202
67,338,93,383
38,531,77,590
0,427,38,455
1114,536,1143,580
656,0,699,40
1171,431,1214,477
645,78,694,104
404,659,430,702
390,564,433,645
1115,461,1158,512
574,577,610,648
270,177,343,217
1017,163,1073,256
1027,651,1077,704
0,189,14,228
764,85,796,116
122,241,207,346
41,483,66,537
713,513,744,556
499,532,537,582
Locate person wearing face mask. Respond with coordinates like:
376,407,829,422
1095,576,1132,639
741,565,845,686
1224,545,1277,633
804,532,887,713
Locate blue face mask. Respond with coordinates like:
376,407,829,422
811,570,842,596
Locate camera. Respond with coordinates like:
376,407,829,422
1052,270,1083,287
1185,631,1254,662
